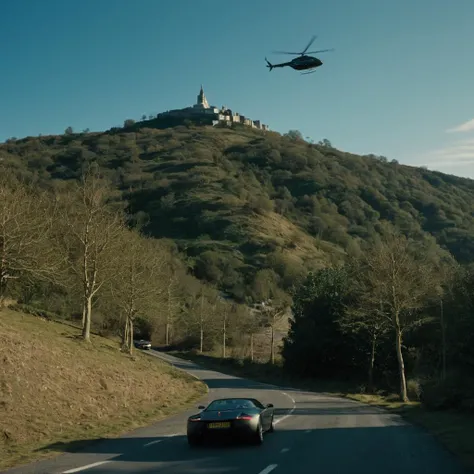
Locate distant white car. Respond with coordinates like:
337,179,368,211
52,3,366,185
136,339,152,350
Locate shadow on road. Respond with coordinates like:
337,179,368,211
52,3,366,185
35,402,392,455
37,425,469,474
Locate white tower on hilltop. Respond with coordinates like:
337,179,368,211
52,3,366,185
195,85,210,109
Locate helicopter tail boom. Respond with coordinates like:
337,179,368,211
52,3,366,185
265,58,289,70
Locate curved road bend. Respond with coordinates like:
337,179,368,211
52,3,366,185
3,351,470,474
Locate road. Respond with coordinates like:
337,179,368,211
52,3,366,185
3,350,470,474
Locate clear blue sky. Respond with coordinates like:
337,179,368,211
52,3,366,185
1,0,474,177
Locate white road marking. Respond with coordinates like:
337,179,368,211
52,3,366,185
143,432,180,446
258,464,278,474
280,447,290,453
62,461,111,473
143,439,163,447
274,391,296,425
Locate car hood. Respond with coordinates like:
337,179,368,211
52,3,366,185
196,408,260,421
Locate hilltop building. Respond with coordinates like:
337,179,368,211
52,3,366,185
156,86,269,131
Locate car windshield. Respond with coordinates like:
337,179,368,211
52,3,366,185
205,399,256,411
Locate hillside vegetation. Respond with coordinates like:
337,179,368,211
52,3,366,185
0,308,206,470
1,122,474,416
3,123,474,305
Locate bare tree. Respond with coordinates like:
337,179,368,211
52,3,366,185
340,294,390,393
354,223,439,401
197,290,209,353
230,304,261,361
164,266,181,345
112,230,167,354
432,259,459,381
187,286,219,353
256,300,289,365
0,169,65,305
219,301,232,358
58,165,124,342
246,318,261,363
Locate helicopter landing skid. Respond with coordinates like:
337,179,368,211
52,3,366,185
301,69,317,75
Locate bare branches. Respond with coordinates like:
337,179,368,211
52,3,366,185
163,266,182,345
111,230,168,353
253,299,289,364
0,170,66,305
356,229,439,324
353,224,439,401
57,166,125,341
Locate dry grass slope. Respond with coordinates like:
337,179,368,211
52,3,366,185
0,309,207,470
251,211,342,265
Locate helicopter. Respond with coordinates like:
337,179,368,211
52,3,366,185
265,35,334,75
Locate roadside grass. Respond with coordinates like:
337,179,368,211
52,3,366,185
0,309,207,471
171,350,474,471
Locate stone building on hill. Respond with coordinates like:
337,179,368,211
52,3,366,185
156,86,269,131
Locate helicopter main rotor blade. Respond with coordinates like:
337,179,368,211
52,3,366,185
302,35,317,54
272,51,301,55
306,48,335,54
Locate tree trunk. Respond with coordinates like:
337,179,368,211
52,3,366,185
199,293,204,353
0,280,6,307
250,334,254,362
82,295,92,342
165,322,170,346
440,299,447,381
222,317,226,358
128,317,134,355
395,326,408,402
122,315,129,348
0,255,8,307
270,325,275,365
368,332,377,393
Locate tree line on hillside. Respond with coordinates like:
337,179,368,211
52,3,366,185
2,155,474,411
2,124,474,411
4,125,474,309
283,223,474,410
0,164,285,358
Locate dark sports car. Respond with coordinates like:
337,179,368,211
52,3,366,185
186,397,274,446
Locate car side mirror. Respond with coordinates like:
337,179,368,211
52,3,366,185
198,405,205,410
266,403,274,408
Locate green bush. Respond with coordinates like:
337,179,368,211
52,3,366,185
421,372,474,412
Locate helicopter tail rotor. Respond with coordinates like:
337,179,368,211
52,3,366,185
265,57,274,71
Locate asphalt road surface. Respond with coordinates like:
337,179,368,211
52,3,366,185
3,351,470,474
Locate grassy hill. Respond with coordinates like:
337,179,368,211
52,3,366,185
2,122,474,301
0,307,206,470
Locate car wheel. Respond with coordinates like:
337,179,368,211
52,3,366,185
253,420,264,445
268,415,274,433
